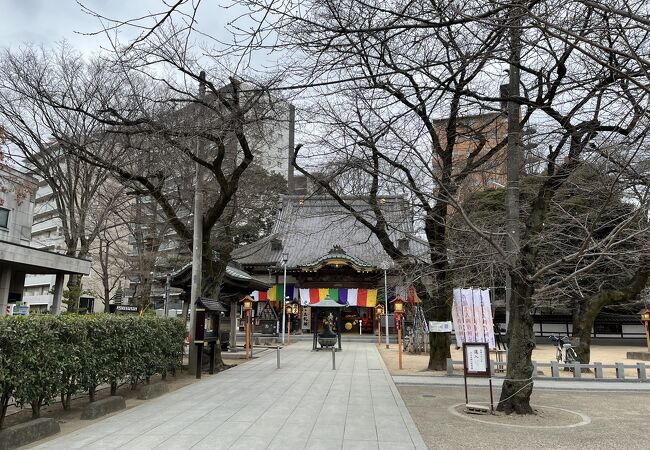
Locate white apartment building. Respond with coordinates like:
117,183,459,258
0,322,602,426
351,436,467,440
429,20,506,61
22,178,100,311
1,166,90,315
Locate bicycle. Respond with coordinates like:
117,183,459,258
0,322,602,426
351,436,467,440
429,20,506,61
548,335,578,366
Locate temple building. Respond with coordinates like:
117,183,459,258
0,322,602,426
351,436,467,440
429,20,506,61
232,194,428,335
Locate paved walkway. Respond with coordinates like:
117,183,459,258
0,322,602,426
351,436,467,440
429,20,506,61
34,342,426,450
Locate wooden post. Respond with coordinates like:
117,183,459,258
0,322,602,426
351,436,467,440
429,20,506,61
209,341,216,374
397,315,403,370
195,343,203,379
245,309,251,359
398,327,403,369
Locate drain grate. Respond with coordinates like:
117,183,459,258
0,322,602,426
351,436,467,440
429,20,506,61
421,394,436,398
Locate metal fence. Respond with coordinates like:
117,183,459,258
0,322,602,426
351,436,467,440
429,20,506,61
446,358,649,381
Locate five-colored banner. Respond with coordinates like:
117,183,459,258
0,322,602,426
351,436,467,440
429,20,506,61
249,285,379,307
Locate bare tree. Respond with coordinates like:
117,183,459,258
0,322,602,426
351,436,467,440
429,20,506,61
222,0,650,414
5,25,290,367
0,44,130,312
451,163,650,365
58,0,650,410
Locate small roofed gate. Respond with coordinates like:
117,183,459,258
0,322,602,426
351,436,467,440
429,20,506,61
257,300,279,335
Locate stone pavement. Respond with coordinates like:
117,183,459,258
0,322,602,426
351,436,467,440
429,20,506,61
33,341,426,450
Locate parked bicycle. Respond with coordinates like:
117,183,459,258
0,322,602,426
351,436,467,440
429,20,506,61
548,335,578,365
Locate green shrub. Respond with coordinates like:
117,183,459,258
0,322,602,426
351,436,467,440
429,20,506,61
0,314,185,427
12,315,67,418
0,316,21,428
58,315,92,410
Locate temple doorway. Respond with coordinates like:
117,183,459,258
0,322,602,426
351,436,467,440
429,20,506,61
341,306,375,334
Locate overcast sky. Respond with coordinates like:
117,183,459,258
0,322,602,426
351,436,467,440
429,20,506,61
0,0,229,55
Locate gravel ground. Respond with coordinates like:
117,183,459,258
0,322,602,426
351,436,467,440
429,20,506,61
379,343,649,379
398,384,649,450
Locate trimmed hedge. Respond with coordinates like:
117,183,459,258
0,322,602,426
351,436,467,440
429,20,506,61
0,314,185,427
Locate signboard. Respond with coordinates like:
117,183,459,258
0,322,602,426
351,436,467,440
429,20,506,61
429,321,453,333
302,306,311,331
451,288,496,349
463,342,490,377
257,301,278,321
5,304,15,315
115,305,139,314
17,305,30,316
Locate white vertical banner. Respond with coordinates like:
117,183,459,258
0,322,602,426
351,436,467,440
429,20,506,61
299,289,310,306
461,288,476,343
347,289,358,306
472,289,485,344
451,288,464,347
481,289,496,349
452,287,496,349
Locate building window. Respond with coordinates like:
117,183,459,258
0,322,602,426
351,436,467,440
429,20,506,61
0,208,9,228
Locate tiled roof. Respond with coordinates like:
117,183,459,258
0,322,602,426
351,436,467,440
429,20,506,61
310,296,347,308
168,261,269,290
233,195,429,269
197,297,229,313
302,245,374,271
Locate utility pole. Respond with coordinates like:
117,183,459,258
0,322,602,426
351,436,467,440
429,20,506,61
505,3,522,332
381,260,391,349
188,71,207,375
281,252,288,344
164,273,170,316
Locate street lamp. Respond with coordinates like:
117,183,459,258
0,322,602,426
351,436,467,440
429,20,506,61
243,297,253,359
380,260,392,349
392,296,405,369
282,252,289,344
641,309,650,352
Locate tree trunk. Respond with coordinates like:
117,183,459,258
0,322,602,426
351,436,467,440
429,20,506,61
423,199,452,370
497,272,535,414
200,245,229,371
425,269,452,370
60,392,72,410
428,332,450,370
570,262,650,364
110,381,117,396
31,399,42,419
211,340,229,372
66,273,82,313
230,300,238,351
572,300,592,364
1,393,10,429
89,387,96,402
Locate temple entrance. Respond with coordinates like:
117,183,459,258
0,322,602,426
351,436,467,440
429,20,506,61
341,306,375,334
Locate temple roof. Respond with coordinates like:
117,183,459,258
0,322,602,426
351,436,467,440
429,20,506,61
310,296,347,308
301,245,374,273
168,261,269,292
233,195,429,269
197,297,229,313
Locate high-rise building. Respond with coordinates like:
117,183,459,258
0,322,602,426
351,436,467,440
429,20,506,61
1,165,90,315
